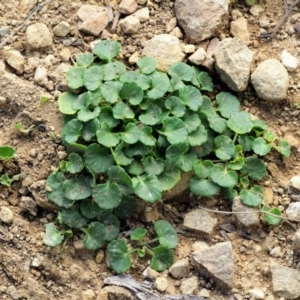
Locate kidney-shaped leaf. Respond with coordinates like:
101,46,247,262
161,116,188,144
150,246,174,272
63,176,92,201
93,40,120,61
66,66,85,89
216,92,240,118
58,92,78,115
168,62,193,82
240,185,264,207
262,205,282,225
189,178,220,197
179,85,203,111
107,239,131,273
147,72,169,99
130,227,148,241
211,165,238,188
84,66,104,91
120,82,144,105
43,223,64,247
93,181,122,209
154,220,178,248
96,123,120,147
133,174,162,202
214,135,235,161
137,56,156,74
108,166,133,195
66,153,84,174
60,205,88,228
98,211,120,241
83,222,106,250
227,112,253,134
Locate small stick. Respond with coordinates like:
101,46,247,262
111,10,121,32
259,0,300,39
0,0,53,50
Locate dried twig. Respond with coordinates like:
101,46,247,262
0,0,53,50
259,0,300,39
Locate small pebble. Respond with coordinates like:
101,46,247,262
154,276,168,292
0,207,14,224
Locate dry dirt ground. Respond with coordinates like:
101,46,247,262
1,0,300,299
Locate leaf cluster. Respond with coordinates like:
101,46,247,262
0,146,19,187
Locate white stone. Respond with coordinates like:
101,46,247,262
82,289,95,300
188,47,207,65
26,23,53,48
183,44,195,54
250,5,264,17
286,202,300,219
192,241,209,252
169,27,183,39
34,66,48,86
119,0,138,15
180,276,198,295
128,52,140,65
5,50,25,73
166,17,177,33
154,277,168,292
133,7,149,23
53,21,70,37
119,16,141,34
0,207,14,224
280,50,299,72
248,288,265,299
169,259,190,279
230,17,250,45
199,288,210,298
290,175,300,190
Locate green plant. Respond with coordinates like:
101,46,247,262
0,173,20,187
40,94,50,106
44,40,290,271
14,122,35,134
0,146,20,187
230,0,255,5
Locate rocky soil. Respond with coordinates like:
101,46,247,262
1,0,300,299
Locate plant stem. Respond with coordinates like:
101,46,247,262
147,237,159,245
232,132,238,144
144,245,154,256
110,148,120,166
127,248,139,255
58,237,69,262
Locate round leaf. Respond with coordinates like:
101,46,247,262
92,40,121,61
63,176,92,201
150,246,174,272
252,137,272,156
77,107,100,122
182,110,201,133
80,200,103,219
60,205,88,228
262,205,282,225
179,85,203,111
154,220,178,248
120,82,144,105
211,165,238,188
238,135,254,152
147,72,170,99
240,185,264,207
108,166,133,195
113,102,135,120
83,222,106,250
58,92,78,115
194,160,214,179
133,174,162,202
137,56,156,74
82,118,100,141
157,163,181,191
214,135,235,161
227,112,253,134
66,153,84,173
114,196,137,219
130,227,147,241
66,66,85,89
96,123,120,147
241,156,266,180
139,104,162,126
98,211,120,241
161,117,188,144
43,223,64,247
228,157,245,170
93,181,122,209
84,66,104,91
139,126,156,146
189,178,220,197
126,159,144,175
165,96,186,117
76,52,94,67
274,140,291,158
107,239,131,273
100,81,123,104
168,62,193,81
121,123,140,144
104,61,126,81
98,106,120,128
61,119,83,144
208,116,227,134
216,92,240,118
114,143,133,166
188,124,208,146
143,157,165,175
198,71,213,91
0,146,16,159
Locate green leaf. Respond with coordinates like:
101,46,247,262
121,123,140,144
58,92,78,115
98,106,120,128
143,157,165,175
211,165,238,188
133,174,162,202
93,181,122,209
240,176,250,189
84,66,104,91
274,140,291,157
66,66,85,89
114,143,133,166
60,205,88,228
252,137,272,156
168,62,193,81
164,96,186,117
228,157,245,170
263,131,274,143
124,142,147,158
120,71,139,83
72,92,92,110
220,187,237,200
175,152,196,172
194,160,214,179
98,211,120,241
189,178,220,197
120,82,144,105
139,126,156,146
82,118,100,141
108,166,133,196
214,135,235,161
182,110,201,133
43,223,64,247
0,146,16,159
208,116,227,134
157,163,181,191
147,72,170,99
227,112,253,134
168,73,185,92
151,246,174,272
63,176,92,201
90,87,102,106
96,123,120,147
93,39,120,61
83,222,106,250
240,185,264,207
262,205,282,225
137,56,156,74
104,61,126,81
139,104,162,125
113,102,134,120
127,159,144,175
187,124,208,146
216,92,240,118
66,153,84,173
114,196,137,219
137,73,151,90
160,116,188,144
241,156,266,180
76,52,94,67
200,95,215,118
154,220,178,248
130,227,147,241
80,200,103,219
179,85,203,111
107,239,131,273
77,106,100,122
198,71,213,91
238,135,254,151
0,174,19,187
61,119,83,144
84,143,114,173
196,129,216,158
101,81,123,103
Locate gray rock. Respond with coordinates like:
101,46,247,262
202,38,220,70
230,17,250,45
232,196,260,228
154,277,168,292
133,8,149,23
5,50,25,73
249,5,264,17
289,174,300,190
293,229,300,255
192,241,234,289
180,276,199,295
280,50,299,72
77,5,110,36
214,37,253,92
119,16,141,34
188,48,207,65
119,0,138,15
169,258,190,279
142,34,184,72
270,260,300,299
183,209,217,235
53,21,70,37
26,23,53,49
251,59,289,102
0,206,14,224
20,196,37,216
174,0,229,42
0,26,10,37
6,285,21,300
248,289,265,299
286,202,300,219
